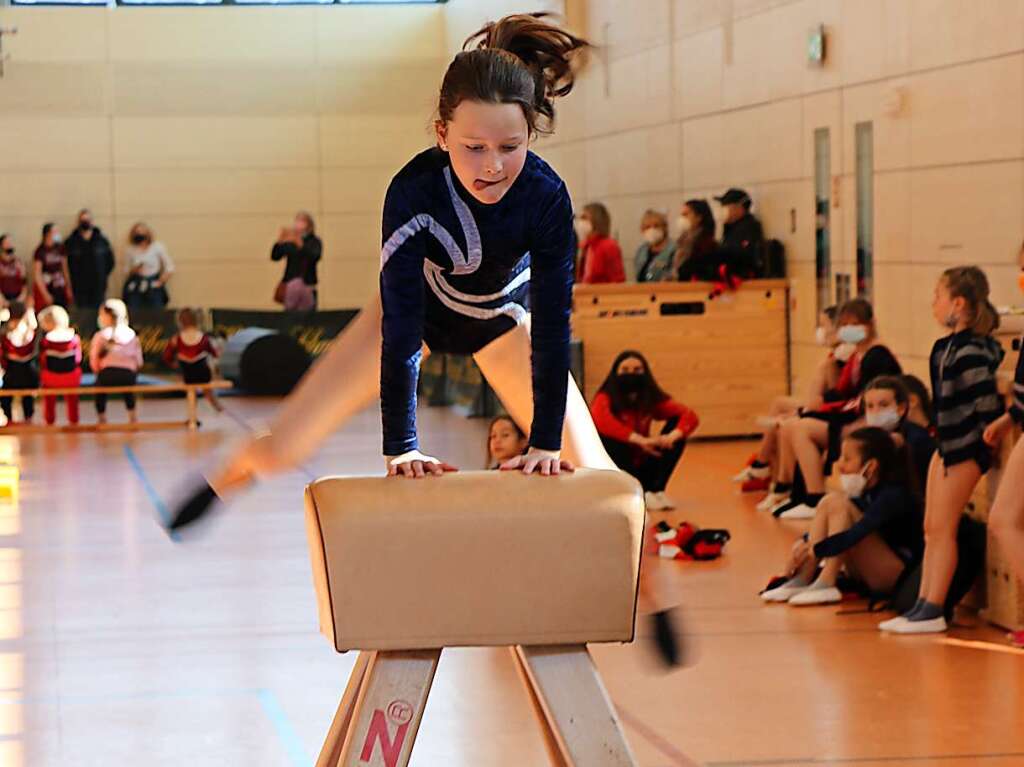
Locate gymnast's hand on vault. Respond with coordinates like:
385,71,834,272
386,450,459,479
499,448,575,476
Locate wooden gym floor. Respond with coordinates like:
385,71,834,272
1,397,1022,766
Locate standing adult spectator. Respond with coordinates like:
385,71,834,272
0,234,29,304
716,187,764,278
674,199,721,282
271,211,322,312
33,223,74,309
575,202,624,284
123,222,174,310
634,209,676,283
65,208,114,310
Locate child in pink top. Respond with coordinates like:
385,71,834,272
89,299,143,424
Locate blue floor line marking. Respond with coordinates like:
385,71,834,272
257,688,312,767
123,445,179,541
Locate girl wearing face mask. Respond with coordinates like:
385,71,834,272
736,306,841,492
762,427,924,606
633,210,676,283
862,376,935,493
765,298,902,519
123,223,174,310
982,244,1024,647
33,223,74,310
590,350,699,510
879,266,1004,635
575,202,625,284
673,199,720,282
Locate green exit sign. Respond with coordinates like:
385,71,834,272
807,24,826,66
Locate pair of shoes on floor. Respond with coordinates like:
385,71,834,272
762,582,842,605
644,490,676,511
878,613,948,634
756,492,790,514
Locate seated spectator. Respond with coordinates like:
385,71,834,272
89,299,143,425
735,305,840,492
634,210,676,283
575,202,624,284
486,415,528,469
33,223,74,310
674,199,720,282
65,209,114,310
767,298,902,519
590,350,699,511
123,223,173,310
271,211,321,312
38,305,82,426
901,374,934,433
715,188,763,278
0,301,38,424
0,234,29,304
761,427,924,605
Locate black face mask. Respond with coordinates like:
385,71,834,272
131,234,147,245
617,373,645,393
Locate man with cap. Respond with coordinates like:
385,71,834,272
715,188,764,278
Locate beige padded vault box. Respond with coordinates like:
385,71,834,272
304,469,645,652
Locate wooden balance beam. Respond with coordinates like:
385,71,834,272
304,469,647,767
0,381,232,432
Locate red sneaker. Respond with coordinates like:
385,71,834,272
741,476,772,493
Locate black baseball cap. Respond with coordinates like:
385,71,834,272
714,188,751,206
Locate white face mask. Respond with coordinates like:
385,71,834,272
840,470,869,499
866,408,901,432
833,342,856,362
837,324,868,344
815,327,829,347
677,215,691,233
575,218,592,240
642,227,664,245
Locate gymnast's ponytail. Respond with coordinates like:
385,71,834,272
438,13,590,136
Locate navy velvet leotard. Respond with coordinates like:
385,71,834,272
379,147,575,456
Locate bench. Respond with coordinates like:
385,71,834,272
0,381,232,432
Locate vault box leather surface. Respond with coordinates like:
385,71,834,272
304,469,645,652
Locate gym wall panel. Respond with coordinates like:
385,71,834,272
839,79,912,173
0,173,113,218
908,54,1024,168
908,161,1024,266
111,63,318,116
908,0,1024,71
672,27,723,119
0,7,109,62
0,63,110,115
0,118,111,171
314,5,443,63
114,169,320,217
108,7,317,63
319,115,432,170
112,117,319,170
838,0,912,86
321,167,392,215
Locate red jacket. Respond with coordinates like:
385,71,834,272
577,235,625,284
590,391,699,444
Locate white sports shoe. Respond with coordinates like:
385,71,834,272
654,491,676,510
761,583,809,602
757,492,790,513
885,616,948,634
778,504,817,520
788,586,842,606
